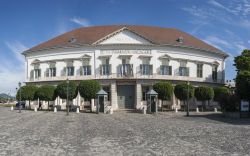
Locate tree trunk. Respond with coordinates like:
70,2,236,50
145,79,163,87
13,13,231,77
29,100,31,110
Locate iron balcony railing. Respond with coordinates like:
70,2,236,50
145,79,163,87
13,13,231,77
118,64,133,78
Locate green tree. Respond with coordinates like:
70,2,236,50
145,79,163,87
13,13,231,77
78,80,101,101
213,87,229,111
153,82,173,100
16,85,37,108
56,81,78,114
56,81,78,100
174,83,194,113
194,86,214,111
174,83,194,101
234,49,250,101
35,85,56,110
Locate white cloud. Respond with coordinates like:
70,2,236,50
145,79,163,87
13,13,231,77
0,41,27,95
70,17,91,27
4,41,27,63
203,36,231,50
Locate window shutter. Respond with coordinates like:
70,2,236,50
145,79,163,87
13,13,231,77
38,69,41,77
30,70,34,79
46,68,49,77
140,65,142,75
109,64,111,75
100,65,102,75
88,66,91,75
63,67,66,76
169,66,172,75
149,65,153,75
187,67,189,76
80,67,83,76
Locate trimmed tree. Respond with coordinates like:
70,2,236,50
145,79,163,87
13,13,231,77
153,82,173,100
78,80,101,101
22,85,38,109
213,87,229,112
194,86,214,111
35,85,56,110
234,49,250,102
56,81,78,113
174,83,194,111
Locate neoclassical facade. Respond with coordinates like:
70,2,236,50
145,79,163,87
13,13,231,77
23,25,228,111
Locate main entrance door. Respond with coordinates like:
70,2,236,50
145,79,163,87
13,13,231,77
117,85,135,109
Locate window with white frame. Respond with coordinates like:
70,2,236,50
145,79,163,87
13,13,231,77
197,63,203,78
179,60,189,76
82,66,91,75
160,58,172,75
100,58,110,75
67,66,74,76
34,69,41,78
212,64,218,81
140,57,152,75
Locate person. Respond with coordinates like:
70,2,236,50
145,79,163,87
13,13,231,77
38,101,42,110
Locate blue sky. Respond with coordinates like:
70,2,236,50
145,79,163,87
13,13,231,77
0,0,250,95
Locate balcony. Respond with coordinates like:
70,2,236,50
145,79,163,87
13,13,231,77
117,64,133,78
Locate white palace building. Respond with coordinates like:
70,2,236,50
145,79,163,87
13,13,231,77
22,25,229,111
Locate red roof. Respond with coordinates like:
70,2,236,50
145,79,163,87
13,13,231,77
26,25,228,56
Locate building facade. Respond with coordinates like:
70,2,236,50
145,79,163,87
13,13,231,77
23,25,228,111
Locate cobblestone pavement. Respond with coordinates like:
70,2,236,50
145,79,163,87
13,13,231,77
0,107,250,156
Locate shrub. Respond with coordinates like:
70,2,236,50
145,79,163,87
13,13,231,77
174,83,194,101
153,82,173,101
194,86,214,111
16,85,38,108
78,80,101,101
35,85,56,109
56,81,78,100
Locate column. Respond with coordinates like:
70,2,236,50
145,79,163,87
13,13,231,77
111,81,118,110
77,92,81,106
136,82,142,109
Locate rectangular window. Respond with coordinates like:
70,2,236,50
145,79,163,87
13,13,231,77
197,64,203,78
49,68,56,77
212,65,218,81
100,64,110,75
140,64,153,75
179,67,189,76
82,66,91,75
67,66,74,76
160,65,172,75
34,69,41,78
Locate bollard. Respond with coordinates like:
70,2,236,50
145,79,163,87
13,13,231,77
54,107,57,113
196,107,199,113
143,107,146,115
175,107,178,113
11,106,13,111
76,107,79,113
34,106,37,112
110,108,113,114
214,108,217,113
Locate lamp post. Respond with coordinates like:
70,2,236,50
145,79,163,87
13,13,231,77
18,82,22,113
66,78,69,116
186,81,190,117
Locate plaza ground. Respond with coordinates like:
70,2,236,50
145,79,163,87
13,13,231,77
0,107,250,156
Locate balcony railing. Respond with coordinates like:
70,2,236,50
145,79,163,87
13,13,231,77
27,74,224,84
118,64,133,78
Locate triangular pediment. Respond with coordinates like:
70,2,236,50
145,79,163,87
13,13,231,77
94,28,153,45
